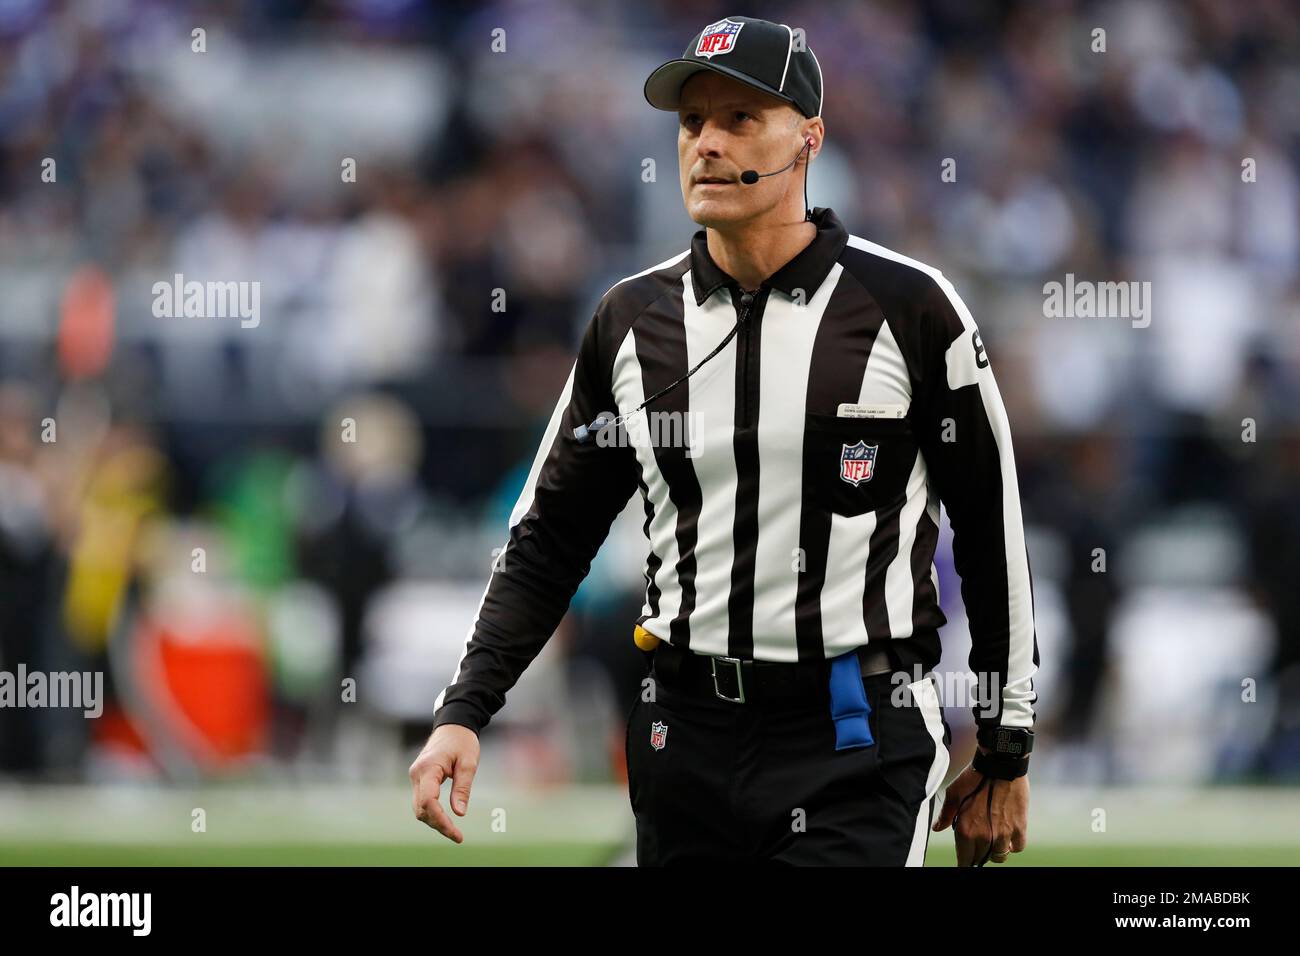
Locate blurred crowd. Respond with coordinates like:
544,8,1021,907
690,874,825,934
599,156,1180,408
0,0,1298,787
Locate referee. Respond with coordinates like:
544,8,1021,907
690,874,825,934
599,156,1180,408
410,15,1039,866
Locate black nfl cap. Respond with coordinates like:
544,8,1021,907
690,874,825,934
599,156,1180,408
644,16,823,119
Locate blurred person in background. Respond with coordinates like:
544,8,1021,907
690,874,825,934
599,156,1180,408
0,384,60,775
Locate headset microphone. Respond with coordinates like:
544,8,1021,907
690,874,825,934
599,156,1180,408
739,137,814,220
740,138,811,184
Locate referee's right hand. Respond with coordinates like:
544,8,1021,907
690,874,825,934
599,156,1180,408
409,725,480,843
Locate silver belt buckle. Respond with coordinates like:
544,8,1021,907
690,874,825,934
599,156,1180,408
711,656,746,703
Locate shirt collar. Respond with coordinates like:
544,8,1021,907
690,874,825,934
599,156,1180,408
689,206,849,308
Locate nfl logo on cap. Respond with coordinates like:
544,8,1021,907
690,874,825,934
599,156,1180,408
650,720,668,750
695,18,743,58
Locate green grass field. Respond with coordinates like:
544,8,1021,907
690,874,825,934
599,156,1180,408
5,837,1294,868
0,784,1295,866
0,841,619,866
1,841,1296,867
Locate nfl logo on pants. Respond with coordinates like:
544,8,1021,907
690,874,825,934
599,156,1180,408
650,721,668,751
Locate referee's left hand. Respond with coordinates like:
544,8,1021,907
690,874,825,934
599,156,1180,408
932,759,1029,866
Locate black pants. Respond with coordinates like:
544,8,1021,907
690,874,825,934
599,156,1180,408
625,650,952,865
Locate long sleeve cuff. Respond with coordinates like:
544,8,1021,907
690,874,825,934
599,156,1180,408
432,700,488,736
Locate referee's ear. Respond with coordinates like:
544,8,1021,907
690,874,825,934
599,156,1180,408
798,115,824,161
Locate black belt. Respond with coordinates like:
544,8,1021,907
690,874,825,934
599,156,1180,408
651,639,895,705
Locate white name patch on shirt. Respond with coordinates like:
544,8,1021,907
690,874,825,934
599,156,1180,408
836,402,908,419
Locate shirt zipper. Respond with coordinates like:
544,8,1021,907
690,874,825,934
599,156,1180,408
736,289,756,429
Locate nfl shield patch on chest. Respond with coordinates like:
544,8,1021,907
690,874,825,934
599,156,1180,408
650,721,668,751
840,441,878,485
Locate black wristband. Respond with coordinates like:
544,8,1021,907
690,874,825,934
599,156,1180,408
972,747,1030,780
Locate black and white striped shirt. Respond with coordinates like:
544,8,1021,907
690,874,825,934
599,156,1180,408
433,206,1038,734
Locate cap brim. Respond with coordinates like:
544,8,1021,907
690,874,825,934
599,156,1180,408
643,59,797,114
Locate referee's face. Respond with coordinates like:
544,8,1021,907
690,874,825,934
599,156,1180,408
677,71,811,228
